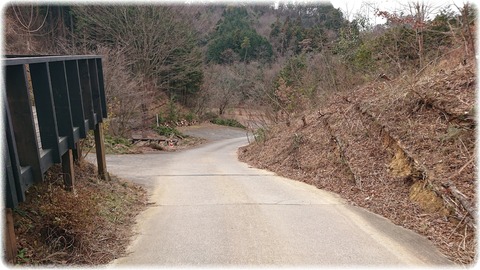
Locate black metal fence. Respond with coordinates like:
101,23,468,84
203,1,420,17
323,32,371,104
3,55,108,209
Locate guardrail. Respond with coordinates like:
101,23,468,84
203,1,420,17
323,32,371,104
3,55,109,262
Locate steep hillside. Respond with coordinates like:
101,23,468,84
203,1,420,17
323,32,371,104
239,59,476,264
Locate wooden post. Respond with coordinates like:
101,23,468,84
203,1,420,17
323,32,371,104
94,122,109,180
4,208,17,264
61,149,75,191
73,141,83,163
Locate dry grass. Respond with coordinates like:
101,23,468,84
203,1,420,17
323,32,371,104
11,161,148,266
239,55,476,265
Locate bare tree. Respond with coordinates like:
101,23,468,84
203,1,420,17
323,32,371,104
96,46,145,137
72,6,202,97
6,5,49,52
451,3,476,60
406,1,436,68
202,64,244,115
377,1,438,69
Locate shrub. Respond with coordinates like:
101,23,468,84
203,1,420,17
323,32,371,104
200,111,219,121
103,135,133,154
210,118,245,129
153,126,185,138
184,112,196,123
253,127,268,143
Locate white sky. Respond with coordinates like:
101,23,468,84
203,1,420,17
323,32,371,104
0,0,474,25
255,0,474,24
329,0,473,23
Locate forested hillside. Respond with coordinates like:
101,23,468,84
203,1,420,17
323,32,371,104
4,3,361,136
4,3,475,125
4,1,476,265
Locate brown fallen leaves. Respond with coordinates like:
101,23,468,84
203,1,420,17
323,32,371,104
239,61,476,265
12,161,148,265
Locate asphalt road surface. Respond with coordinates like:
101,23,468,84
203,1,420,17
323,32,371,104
89,125,452,266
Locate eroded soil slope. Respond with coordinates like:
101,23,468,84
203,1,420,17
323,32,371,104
239,62,476,264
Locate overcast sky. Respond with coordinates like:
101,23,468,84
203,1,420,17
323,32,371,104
329,0,471,23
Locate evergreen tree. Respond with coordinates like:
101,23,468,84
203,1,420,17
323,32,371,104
206,7,273,63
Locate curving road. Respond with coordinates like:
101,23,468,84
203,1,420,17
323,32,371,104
89,125,452,266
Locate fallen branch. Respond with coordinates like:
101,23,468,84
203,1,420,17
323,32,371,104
353,103,429,178
320,116,362,189
334,136,362,189
442,181,476,223
301,115,307,127
449,158,474,180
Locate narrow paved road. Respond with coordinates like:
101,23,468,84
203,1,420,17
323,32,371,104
91,125,451,266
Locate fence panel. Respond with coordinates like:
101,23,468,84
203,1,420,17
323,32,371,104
3,55,108,209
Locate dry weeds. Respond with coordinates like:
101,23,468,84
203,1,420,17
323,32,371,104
12,161,148,265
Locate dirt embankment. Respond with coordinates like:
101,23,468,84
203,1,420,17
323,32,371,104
12,161,148,265
239,61,476,265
